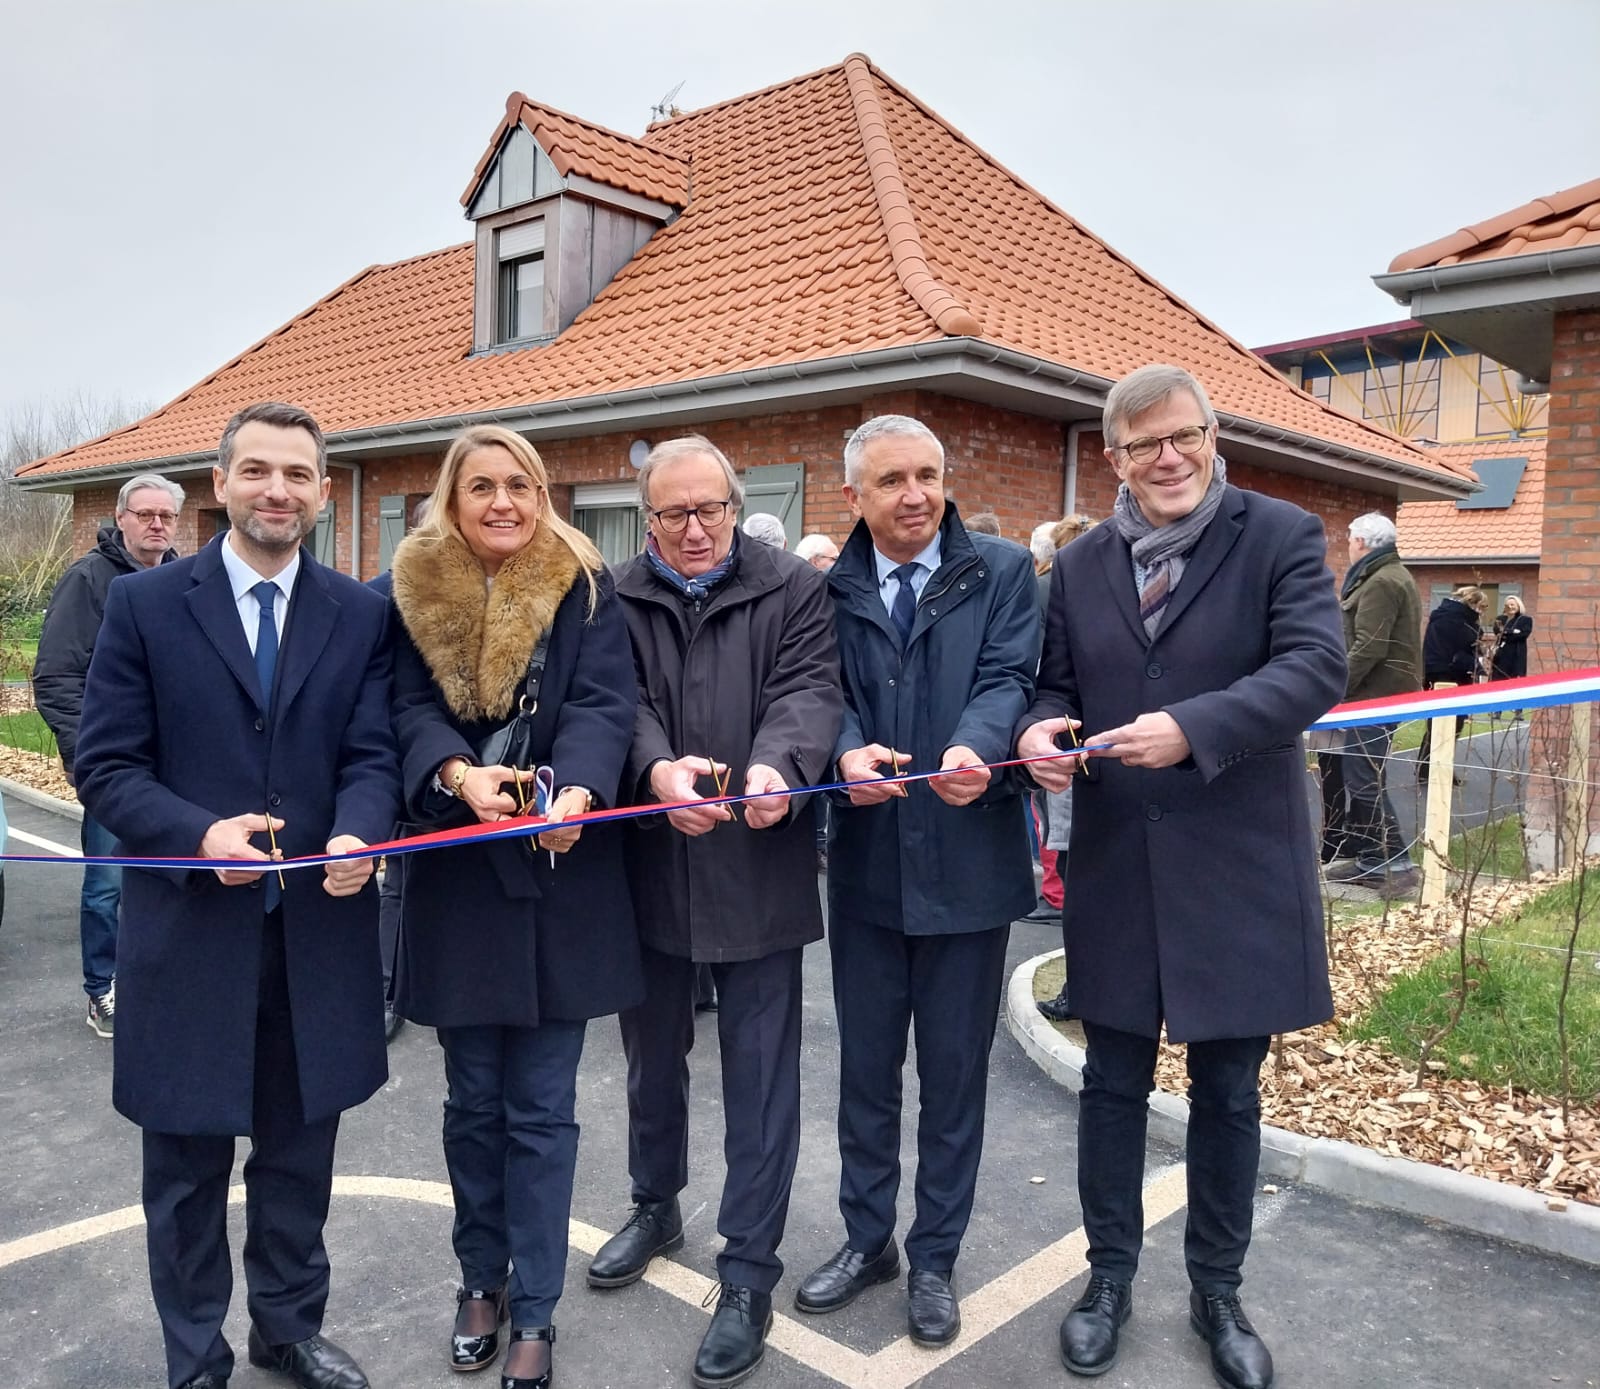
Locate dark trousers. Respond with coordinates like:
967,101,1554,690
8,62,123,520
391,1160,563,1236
618,944,803,1293
1341,722,1404,866
377,850,404,999
79,812,121,997
436,1019,587,1325
142,910,339,1389
829,918,1009,1271
1078,1022,1271,1294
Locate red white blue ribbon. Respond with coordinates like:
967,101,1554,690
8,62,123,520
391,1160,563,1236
5,665,1597,873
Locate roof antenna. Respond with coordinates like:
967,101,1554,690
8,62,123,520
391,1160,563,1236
650,80,685,123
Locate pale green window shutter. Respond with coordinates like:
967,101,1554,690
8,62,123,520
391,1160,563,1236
739,463,803,549
312,502,336,565
378,495,407,571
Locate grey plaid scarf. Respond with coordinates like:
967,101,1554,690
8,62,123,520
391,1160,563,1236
1112,457,1228,638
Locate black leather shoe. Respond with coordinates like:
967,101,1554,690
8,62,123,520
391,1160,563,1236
500,1326,554,1389
177,1376,228,1388
586,1197,683,1288
246,1328,369,1389
794,1237,900,1313
693,1285,771,1388
1022,896,1062,923
384,1006,404,1043
1189,1289,1274,1389
906,1268,960,1347
1037,984,1075,1022
1059,1274,1132,1376
452,1285,508,1372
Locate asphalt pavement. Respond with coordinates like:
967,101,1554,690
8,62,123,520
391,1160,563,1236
2,786,1596,1389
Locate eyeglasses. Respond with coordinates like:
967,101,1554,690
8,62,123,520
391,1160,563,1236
650,500,733,533
125,509,177,525
1115,425,1211,466
458,476,539,504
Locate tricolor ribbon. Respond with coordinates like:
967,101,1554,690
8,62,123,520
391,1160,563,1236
6,665,1598,874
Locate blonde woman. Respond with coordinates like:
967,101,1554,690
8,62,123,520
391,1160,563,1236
388,424,643,1387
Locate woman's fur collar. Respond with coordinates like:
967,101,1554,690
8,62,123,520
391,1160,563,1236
391,525,580,722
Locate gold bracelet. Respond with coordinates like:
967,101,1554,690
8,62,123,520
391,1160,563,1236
559,785,593,813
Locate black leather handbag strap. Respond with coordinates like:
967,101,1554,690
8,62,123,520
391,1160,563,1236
517,631,552,711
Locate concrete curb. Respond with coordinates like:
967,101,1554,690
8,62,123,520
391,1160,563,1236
1005,949,1600,1269
0,776,82,822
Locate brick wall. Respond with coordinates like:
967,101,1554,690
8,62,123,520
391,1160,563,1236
1537,309,1600,670
65,397,1398,583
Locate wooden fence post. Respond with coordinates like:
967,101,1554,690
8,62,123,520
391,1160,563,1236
1421,686,1458,907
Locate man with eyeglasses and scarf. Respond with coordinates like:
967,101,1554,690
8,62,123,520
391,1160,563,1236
1017,364,1345,1389
35,471,185,1039
596,435,841,1389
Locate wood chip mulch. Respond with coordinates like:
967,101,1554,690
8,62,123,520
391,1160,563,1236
1148,878,1600,1209
0,686,75,802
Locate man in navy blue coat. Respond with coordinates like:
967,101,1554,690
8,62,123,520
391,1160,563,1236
794,414,1038,1350
76,402,400,1389
1017,365,1345,1389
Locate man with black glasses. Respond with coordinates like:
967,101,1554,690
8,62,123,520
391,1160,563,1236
35,471,184,1039
1017,364,1344,1389
597,436,841,1389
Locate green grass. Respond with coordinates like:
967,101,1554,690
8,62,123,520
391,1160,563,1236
1,639,38,680
1352,867,1600,1097
1391,716,1500,754
1411,812,1528,877
0,708,56,757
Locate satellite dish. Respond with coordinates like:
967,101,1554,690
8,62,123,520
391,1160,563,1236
629,439,652,469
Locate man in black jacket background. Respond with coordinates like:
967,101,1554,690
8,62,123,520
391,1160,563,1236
33,472,183,1037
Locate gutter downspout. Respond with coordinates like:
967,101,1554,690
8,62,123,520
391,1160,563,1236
1064,422,1091,515
328,460,361,578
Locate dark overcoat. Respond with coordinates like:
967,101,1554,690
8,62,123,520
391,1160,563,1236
1024,486,1346,1043
614,538,842,963
75,538,400,1134
388,527,643,1027
1423,596,1482,684
1492,612,1533,680
827,507,1039,937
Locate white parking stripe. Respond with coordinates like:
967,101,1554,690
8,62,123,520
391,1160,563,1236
6,826,80,857
0,1167,1190,1385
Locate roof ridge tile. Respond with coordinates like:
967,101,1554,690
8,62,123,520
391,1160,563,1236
842,56,980,338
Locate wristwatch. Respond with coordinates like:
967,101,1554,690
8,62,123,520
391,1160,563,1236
559,786,594,813
446,760,471,798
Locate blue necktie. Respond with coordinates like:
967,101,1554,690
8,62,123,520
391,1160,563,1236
251,581,281,909
890,563,919,645
252,581,279,707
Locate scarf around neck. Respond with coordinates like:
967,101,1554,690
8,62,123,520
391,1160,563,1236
644,528,742,600
1340,541,1394,599
1112,455,1228,637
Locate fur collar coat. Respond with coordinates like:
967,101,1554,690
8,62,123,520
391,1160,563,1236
390,524,580,723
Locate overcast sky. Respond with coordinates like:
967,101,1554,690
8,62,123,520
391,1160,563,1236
2,0,1596,431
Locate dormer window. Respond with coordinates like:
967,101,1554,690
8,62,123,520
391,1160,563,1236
495,223,547,344
464,94,688,355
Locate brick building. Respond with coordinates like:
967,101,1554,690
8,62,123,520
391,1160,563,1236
17,54,1469,569
1255,324,1547,611
1377,177,1600,864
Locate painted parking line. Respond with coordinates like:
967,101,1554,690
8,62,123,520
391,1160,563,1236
5,826,79,857
0,1166,1188,1387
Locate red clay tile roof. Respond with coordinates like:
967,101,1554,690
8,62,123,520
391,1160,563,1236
22,56,1464,485
1398,438,1545,560
1388,178,1600,272
461,92,690,209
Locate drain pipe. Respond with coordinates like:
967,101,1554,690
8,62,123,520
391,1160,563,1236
328,460,362,577
1064,421,1092,515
